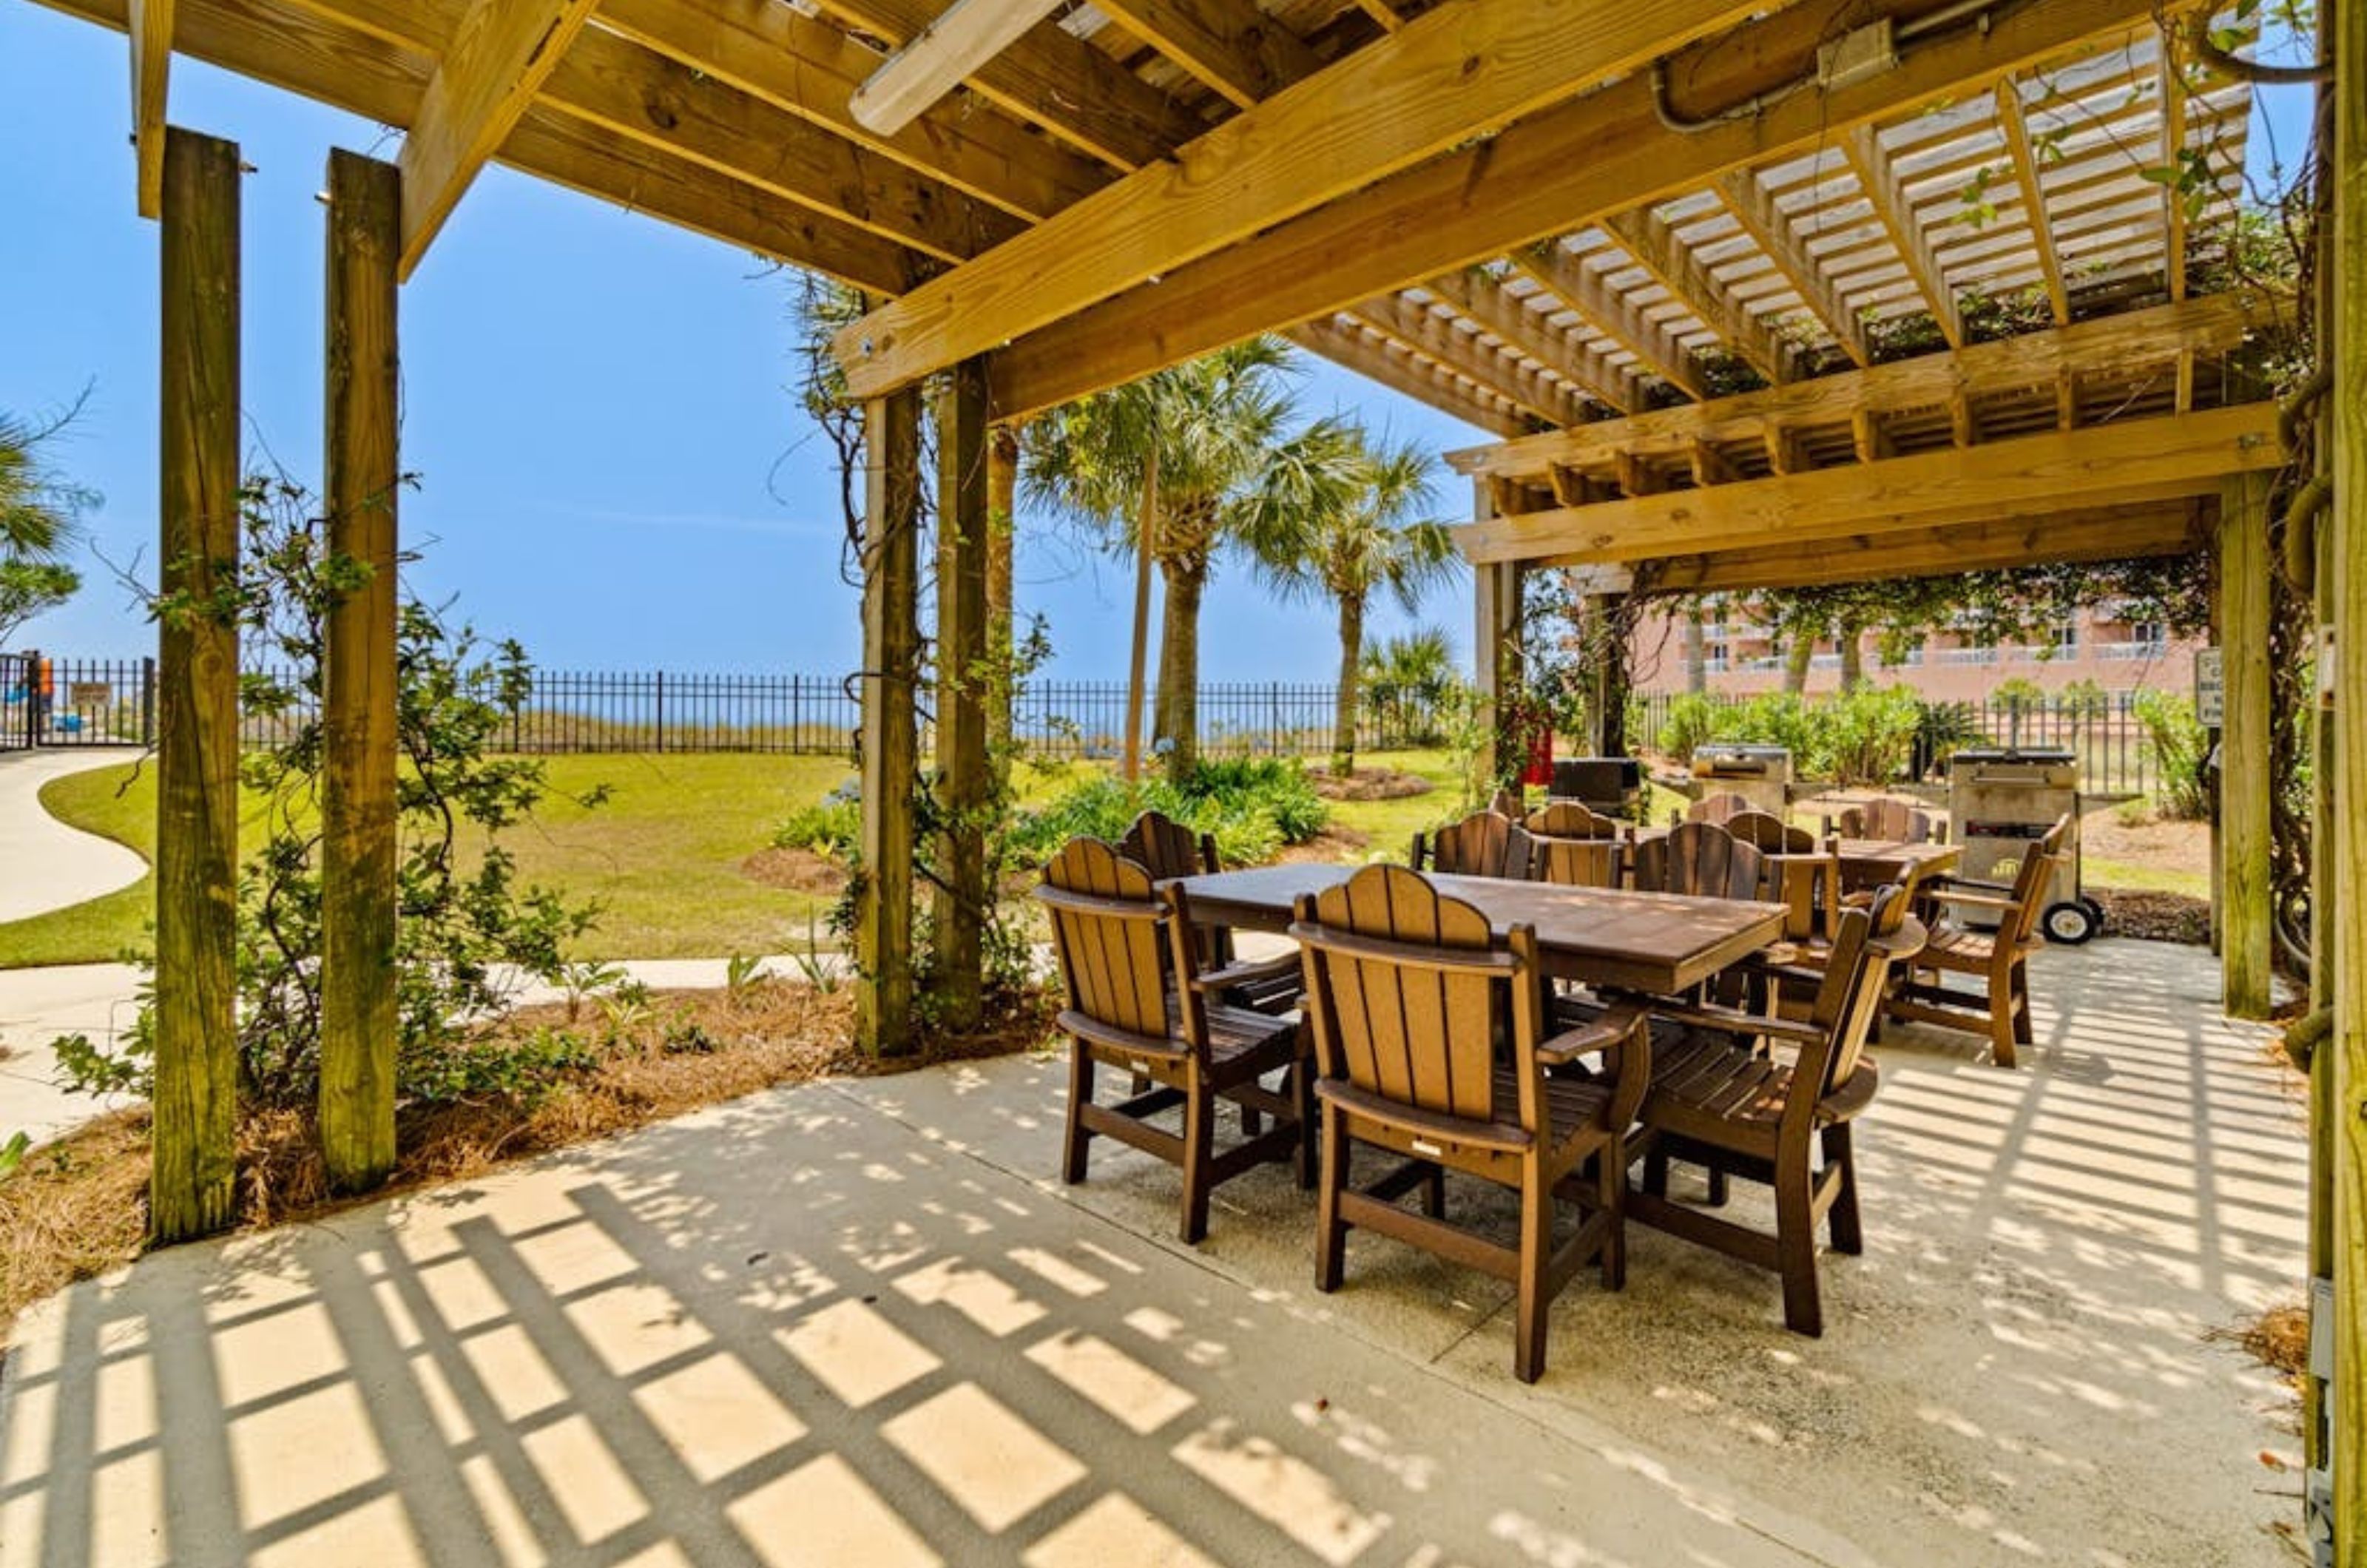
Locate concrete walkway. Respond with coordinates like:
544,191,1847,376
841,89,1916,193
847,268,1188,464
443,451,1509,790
0,750,146,923
0,937,2306,1566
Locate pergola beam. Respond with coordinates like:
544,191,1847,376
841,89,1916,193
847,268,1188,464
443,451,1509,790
1714,171,1873,368
1509,240,1701,401
1448,293,2264,484
1283,320,1531,437
1603,206,1792,384
1458,402,2281,566
988,0,2170,421
1994,76,2072,325
1841,121,1965,350
396,0,601,279
1093,0,1318,108
832,0,1767,397
2158,30,2189,302
1350,294,1591,428
128,0,170,216
1419,270,1632,414
848,0,1067,138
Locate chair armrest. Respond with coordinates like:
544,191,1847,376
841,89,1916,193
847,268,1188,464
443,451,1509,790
1922,873,2013,896
1647,1000,1825,1050
1189,950,1301,995
1536,1000,1650,1066
1924,889,2019,913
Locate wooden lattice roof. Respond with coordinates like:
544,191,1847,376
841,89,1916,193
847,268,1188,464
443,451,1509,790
38,0,2255,436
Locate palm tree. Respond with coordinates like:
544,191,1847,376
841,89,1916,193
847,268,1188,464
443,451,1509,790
1025,339,1300,780
0,405,95,564
1360,625,1458,745
1256,423,1456,776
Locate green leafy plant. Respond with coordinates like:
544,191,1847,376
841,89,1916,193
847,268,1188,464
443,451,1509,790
54,477,608,1110
0,1130,28,1181
1009,755,1327,870
2134,689,2212,822
771,784,860,856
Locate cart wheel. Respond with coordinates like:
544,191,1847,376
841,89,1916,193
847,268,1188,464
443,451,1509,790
2081,896,2107,933
2042,900,2100,945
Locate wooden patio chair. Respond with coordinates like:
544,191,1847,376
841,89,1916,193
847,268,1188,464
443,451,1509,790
1036,837,1312,1243
1411,809,1533,879
1527,834,1623,890
1683,790,1755,827
1883,814,2069,1068
1630,889,1913,1336
1724,808,1816,854
1632,821,1764,902
1120,809,1300,1013
1830,797,1937,844
1525,800,1621,840
1289,865,1651,1382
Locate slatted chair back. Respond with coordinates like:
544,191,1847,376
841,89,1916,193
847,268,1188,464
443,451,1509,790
1525,800,1620,839
1120,808,1216,880
1686,791,1755,825
1412,810,1532,879
1528,834,1623,889
1036,837,1175,1052
1632,822,1764,902
1795,887,1905,1113
1834,797,1934,844
1993,814,2071,947
1725,809,1814,853
1760,850,1846,942
1294,865,1530,1129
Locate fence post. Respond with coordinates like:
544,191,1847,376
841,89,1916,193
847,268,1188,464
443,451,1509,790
655,669,666,754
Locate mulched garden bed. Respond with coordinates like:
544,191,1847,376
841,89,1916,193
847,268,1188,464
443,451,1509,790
2090,887,2212,946
1307,765,1434,802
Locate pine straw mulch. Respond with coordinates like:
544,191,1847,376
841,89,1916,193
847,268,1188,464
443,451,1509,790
2088,887,2213,946
1307,765,1434,802
1274,826,1372,865
739,845,851,896
0,979,1056,1341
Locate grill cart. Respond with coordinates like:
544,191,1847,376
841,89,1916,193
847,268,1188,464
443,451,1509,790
1550,757,1642,819
1690,744,1792,817
1946,746,2102,944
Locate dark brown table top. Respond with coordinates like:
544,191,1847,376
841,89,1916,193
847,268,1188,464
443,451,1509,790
1175,864,1787,996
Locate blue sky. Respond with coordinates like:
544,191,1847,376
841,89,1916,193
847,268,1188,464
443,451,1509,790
0,7,2314,678
0,2,1491,680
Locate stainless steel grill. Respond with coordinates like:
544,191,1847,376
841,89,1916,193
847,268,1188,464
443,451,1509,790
1947,746,2098,941
1691,744,1792,816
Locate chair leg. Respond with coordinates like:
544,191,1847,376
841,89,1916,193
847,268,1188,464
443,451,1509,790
1988,969,2019,1069
1293,1059,1317,1191
1514,1165,1552,1383
1643,1146,1669,1199
1180,1078,1214,1245
1773,1155,1823,1336
1315,1108,1348,1293
1597,1138,1627,1291
1706,1167,1730,1207
1423,1163,1446,1219
2010,964,2034,1047
1063,1044,1094,1184
1822,1124,1863,1255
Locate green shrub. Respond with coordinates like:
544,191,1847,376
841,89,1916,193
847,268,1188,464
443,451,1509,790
1821,686,1922,787
1010,757,1326,868
773,783,861,855
2134,690,2211,821
1656,693,1728,763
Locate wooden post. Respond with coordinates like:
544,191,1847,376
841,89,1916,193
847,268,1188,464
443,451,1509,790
933,358,990,1032
2331,0,2365,1551
986,423,1019,763
857,383,922,1055
319,150,402,1191
2220,472,2273,1018
151,126,241,1245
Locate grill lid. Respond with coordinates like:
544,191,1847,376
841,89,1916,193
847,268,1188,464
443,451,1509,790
1951,746,2075,765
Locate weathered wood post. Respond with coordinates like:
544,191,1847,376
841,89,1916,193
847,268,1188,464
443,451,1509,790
2331,0,2365,1552
319,149,402,1191
151,127,242,1245
933,358,991,1032
857,382,922,1055
2219,471,2273,1018
986,423,1019,763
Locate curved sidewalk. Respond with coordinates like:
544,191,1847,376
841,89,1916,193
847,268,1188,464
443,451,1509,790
0,749,147,922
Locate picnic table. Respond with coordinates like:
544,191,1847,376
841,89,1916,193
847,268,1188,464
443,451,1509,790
1176,863,1787,997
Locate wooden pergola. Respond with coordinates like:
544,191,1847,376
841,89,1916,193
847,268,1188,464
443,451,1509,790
19,0,2365,1554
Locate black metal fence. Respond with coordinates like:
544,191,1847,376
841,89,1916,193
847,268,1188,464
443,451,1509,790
0,654,2171,795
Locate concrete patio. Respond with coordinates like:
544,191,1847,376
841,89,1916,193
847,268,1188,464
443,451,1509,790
0,936,2306,1566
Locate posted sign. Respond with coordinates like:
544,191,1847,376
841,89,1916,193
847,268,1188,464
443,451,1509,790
2195,647,2224,728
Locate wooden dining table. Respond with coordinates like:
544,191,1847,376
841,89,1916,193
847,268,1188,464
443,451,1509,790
1175,863,1787,996
1829,837,1960,895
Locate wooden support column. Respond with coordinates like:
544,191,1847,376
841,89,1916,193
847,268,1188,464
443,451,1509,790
986,424,1019,762
151,126,240,1245
933,358,991,1033
857,382,923,1055
2220,472,2273,1018
2329,0,2366,1552
1471,473,1523,795
319,149,402,1192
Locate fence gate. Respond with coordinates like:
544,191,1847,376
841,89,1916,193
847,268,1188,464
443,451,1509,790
0,655,157,751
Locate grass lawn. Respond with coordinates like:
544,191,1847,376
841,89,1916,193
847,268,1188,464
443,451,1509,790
0,753,861,967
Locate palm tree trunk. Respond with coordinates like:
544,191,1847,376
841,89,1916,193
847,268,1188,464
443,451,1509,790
1333,594,1364,776
1682,609,1708,695
1838,617,1865,690
1123,450,1158,782
1783,635,1815,695
1155,559,1204,780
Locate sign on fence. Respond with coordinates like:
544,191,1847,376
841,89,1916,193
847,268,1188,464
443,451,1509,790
2194,648,2224,729
67,682,112,707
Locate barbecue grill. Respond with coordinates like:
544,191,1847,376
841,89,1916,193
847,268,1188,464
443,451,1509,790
1690,744,1792,816
1549,757,1642,819
1946,746,2100,942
